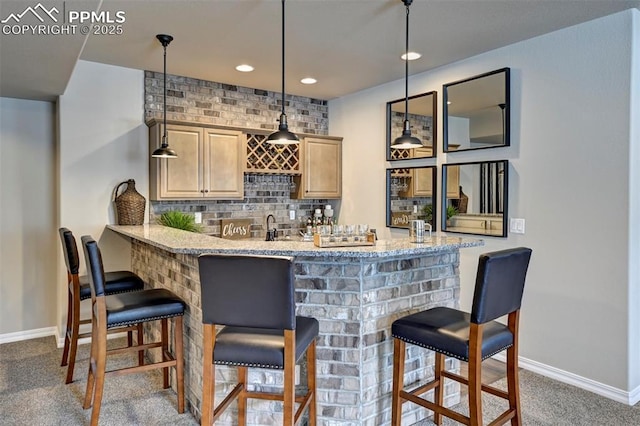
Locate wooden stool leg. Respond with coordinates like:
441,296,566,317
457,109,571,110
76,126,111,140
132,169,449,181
468,323,483,426
433,352,445,425
161,319,169,388
507,312,521,425
307,341,317,426
391,338,406,426
88,323,108,426
201,324,215,426
60,281,73,367
174,316,185,413
283,330,295,426
137,323,145,366
65,285,82,384
83,318,98,410
237,366,247,426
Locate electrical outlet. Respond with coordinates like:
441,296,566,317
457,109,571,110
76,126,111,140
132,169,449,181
194,212,202,224
295,365,300,385
413,205,418,214
510,218,525,234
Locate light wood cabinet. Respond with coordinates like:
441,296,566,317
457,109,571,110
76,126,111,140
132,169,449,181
293,136,342,199
149,123,244,200
446,165,460,199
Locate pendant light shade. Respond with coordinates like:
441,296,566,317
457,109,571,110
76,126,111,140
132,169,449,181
152,34,178,158
266,0,299,145
392,0,423,149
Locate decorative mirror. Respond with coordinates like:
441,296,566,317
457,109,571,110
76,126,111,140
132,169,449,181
444,68,510,152
386,91,437,160
442,160,508,237
386,166,437,230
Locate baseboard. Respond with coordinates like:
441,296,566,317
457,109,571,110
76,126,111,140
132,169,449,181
0,327,58,345
492,353,639,406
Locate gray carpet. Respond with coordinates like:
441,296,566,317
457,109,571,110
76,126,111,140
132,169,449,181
1,336,640,425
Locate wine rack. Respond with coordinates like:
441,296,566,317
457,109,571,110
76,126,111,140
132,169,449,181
246,133,301,174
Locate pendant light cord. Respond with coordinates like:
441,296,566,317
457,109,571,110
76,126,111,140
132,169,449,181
404,3,410,122
281,0,286,117
163,42,168,145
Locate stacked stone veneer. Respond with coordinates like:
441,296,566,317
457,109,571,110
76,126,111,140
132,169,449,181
144,71,328,135
149,175,332,238
145,72,333,237
132,241,461,425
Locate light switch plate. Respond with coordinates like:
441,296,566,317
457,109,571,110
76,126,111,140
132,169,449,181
194,212,202,224
510,218,525,234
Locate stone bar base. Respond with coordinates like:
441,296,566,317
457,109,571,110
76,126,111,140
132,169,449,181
131,240,461,425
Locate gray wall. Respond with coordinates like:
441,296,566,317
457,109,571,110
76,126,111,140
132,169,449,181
0,98,57,335
331,9,639,398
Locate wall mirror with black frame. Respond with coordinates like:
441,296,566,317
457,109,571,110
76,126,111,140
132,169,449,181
386,166,436,230
444,68,510,152
442,160,508,237
386,91,437,161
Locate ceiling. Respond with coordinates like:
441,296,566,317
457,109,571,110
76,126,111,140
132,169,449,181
1,0,638,102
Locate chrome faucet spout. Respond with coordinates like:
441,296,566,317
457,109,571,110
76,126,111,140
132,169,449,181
265,214,276,241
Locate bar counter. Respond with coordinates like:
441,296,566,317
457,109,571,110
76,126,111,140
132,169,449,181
107,224,483,426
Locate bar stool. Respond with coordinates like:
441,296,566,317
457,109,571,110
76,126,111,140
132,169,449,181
391,247,532,426
197,254,318,426
59,227,145,384
81,235,186,426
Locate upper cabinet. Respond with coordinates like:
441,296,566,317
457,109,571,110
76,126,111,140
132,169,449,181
444,68,510,152
386,91,437,160
149,123,245,200
293,136,342,199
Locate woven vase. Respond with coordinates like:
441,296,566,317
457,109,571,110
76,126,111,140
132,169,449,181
114,179,145,225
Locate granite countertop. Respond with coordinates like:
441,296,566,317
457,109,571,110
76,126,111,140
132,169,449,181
107,224,483,258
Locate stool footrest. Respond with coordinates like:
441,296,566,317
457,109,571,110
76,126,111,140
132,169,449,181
213,383,244,422
108,359,177,377
440,370,510,400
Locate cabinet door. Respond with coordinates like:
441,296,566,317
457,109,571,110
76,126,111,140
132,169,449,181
446,165,460,198
155,125,204,199
412,167,434,197
203,128,245,199
300,137,342,199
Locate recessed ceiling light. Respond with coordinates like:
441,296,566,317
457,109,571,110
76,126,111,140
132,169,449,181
301,77,317,85
235,64,254,72
401,52,421,61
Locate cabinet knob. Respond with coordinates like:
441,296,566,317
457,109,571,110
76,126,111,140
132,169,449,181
204,189,209,193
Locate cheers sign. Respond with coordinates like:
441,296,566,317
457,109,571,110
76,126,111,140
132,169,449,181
220,219,252,240
391,212,410,228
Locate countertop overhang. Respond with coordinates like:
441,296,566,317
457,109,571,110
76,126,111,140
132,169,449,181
107,224,483,258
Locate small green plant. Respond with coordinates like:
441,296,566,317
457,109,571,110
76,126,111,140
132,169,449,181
421,204,458,222
157,211,202,233
446,205,459,220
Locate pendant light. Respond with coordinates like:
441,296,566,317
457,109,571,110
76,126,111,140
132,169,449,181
391,0,423,149
266,0,299,144
152,34,178,158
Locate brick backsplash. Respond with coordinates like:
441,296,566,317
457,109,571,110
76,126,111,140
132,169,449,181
145,72,334,236
145,71,329,135
150,174,335,238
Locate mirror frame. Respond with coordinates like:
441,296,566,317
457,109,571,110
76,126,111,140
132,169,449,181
441,160,509,237
386,91,438,161
443,67,510,153
386,166,437,230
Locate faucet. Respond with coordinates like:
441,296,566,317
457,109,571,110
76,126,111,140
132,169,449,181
265,214,276,241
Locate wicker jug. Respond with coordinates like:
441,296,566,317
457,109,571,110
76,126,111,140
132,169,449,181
114,179,145,225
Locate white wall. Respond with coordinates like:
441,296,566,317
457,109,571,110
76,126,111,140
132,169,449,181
331,9,638,395
57,60,147,333
0,98,57,334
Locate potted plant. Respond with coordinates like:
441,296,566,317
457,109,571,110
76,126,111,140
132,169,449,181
157,210,203,233
421,204,458,227
445,205,458,227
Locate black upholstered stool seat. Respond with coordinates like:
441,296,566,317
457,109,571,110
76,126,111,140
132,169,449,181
213,316,319,368
103,288,186,329
78,271,144,300
392,307,513,362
